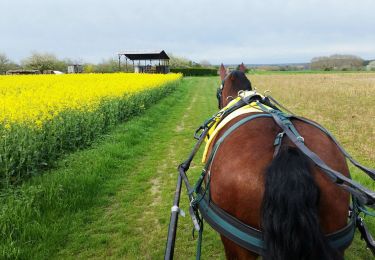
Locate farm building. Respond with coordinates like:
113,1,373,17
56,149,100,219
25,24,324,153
68,64,83,74
118,50,170,74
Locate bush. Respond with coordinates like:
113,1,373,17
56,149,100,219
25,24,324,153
170,68,217,76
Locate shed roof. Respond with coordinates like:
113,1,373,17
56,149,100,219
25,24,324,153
119,50,169,60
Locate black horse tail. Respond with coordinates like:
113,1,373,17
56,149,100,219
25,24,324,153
261,146,341,260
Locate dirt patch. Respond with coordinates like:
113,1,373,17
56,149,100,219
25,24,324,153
175,95,197,132
175,125,184,132
150,177,162,206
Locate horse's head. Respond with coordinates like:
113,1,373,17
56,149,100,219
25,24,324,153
217,63,252,109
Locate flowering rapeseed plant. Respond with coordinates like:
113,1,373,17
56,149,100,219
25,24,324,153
0,73,182,185
0,73,182,127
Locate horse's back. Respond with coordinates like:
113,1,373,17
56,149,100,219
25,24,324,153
208,113,350,258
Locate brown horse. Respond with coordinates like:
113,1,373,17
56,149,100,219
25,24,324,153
206,64,351,259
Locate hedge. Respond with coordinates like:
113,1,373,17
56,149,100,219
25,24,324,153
170,68,218,76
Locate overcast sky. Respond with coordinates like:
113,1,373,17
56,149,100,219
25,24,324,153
1,0,374,64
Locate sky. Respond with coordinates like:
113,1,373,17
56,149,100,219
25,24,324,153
1,0,375,64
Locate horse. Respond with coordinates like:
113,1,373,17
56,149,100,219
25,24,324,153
206,64,351,260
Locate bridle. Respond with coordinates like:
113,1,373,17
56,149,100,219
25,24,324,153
217,71,252,109
216,78,226,109
217,70,237,109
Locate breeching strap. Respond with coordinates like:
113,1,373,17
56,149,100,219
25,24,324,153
255,102,375,207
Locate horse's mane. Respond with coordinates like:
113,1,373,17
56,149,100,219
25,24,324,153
230,70,252,91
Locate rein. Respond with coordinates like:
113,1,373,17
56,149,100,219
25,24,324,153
165,90,375,259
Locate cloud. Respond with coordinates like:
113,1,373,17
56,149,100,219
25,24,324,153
1,0,374,63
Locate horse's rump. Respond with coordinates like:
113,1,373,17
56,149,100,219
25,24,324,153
208,114,350,258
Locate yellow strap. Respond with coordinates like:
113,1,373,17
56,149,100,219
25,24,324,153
202,102,263,163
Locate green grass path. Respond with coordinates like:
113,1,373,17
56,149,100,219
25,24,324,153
54,76,225,259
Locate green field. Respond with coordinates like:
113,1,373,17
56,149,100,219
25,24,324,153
0,75,374,259
249,70,375,75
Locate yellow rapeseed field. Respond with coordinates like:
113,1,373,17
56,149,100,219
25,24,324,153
0,72,181,184
0,73,182,128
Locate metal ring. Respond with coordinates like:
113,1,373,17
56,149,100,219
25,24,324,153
297,136,305,142
171,205,180,213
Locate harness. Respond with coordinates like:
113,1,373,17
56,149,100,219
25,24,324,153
202,91,268,163
216,79,225,109
165,89,375,259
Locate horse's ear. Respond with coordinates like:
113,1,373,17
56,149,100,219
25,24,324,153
239,62,247,72
219,63,226,81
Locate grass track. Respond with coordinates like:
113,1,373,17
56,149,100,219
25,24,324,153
1,75,374,259
55,77,225,259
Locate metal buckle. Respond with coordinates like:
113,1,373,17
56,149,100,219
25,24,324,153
189,205,201,231
171,205,185,217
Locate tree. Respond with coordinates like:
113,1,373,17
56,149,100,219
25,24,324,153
367,61,375,71
83,63,95,73
94,58,120,73
199,60,212,67
0,53,19,74
310,54,364,71
22,52,67,72
168,54,192,68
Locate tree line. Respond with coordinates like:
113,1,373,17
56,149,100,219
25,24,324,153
310,54,366,71
0,52,214,74
2,52,373,74
0,52,124,74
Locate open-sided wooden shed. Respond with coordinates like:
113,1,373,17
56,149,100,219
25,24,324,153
118,50,170,74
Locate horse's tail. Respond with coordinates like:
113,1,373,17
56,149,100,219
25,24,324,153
261,146,341,260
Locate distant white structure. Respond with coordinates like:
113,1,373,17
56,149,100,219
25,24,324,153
68,64,83,74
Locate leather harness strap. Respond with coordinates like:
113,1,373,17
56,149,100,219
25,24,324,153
196,193,356,255
294,116,375,180
255,102,375,207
